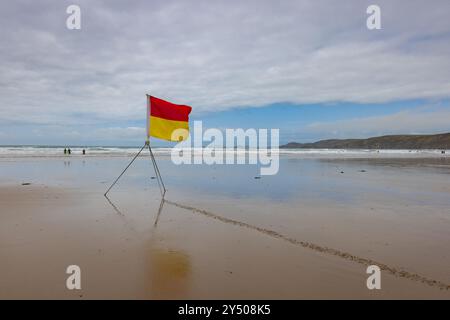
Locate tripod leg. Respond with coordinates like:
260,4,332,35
148,144,166,197
148,148,163,195
104,143,146,196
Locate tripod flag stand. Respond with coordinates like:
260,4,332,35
104,94,192,198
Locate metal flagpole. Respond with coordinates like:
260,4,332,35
147,94,166,198
104,143,147,196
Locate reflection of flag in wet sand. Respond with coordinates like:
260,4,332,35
149,248,191,299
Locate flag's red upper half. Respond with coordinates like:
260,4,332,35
149,96,192,122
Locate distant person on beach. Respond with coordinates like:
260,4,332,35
68,148,71,155
64,148,67,154
82,149,86,155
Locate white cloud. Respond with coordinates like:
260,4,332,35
0,0,450,126
305,107,450,138
93,126,146,140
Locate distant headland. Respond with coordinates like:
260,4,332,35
281,133,450,149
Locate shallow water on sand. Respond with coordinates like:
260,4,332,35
0,155,449,299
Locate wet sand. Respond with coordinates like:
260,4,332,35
0,155,449,299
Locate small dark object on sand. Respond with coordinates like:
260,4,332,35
150,176,156,179
359,169,367,172
254,176,261,179
21,182,31,186
442,150,446,154
340,171,344,174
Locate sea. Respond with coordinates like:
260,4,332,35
0,145,448,158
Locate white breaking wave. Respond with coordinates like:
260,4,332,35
0,146,448,158
0,146,170,157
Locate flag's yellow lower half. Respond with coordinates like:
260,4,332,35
150,116,190,142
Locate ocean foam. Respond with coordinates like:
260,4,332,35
0,146,448,158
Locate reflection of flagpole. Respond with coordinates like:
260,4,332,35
105,192,165,231
153,197,165,228
103,94,166,198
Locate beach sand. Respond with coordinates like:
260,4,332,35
0,155,449,299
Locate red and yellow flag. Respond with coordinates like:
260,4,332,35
147,95,192,142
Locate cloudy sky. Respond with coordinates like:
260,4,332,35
1,0,450,145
